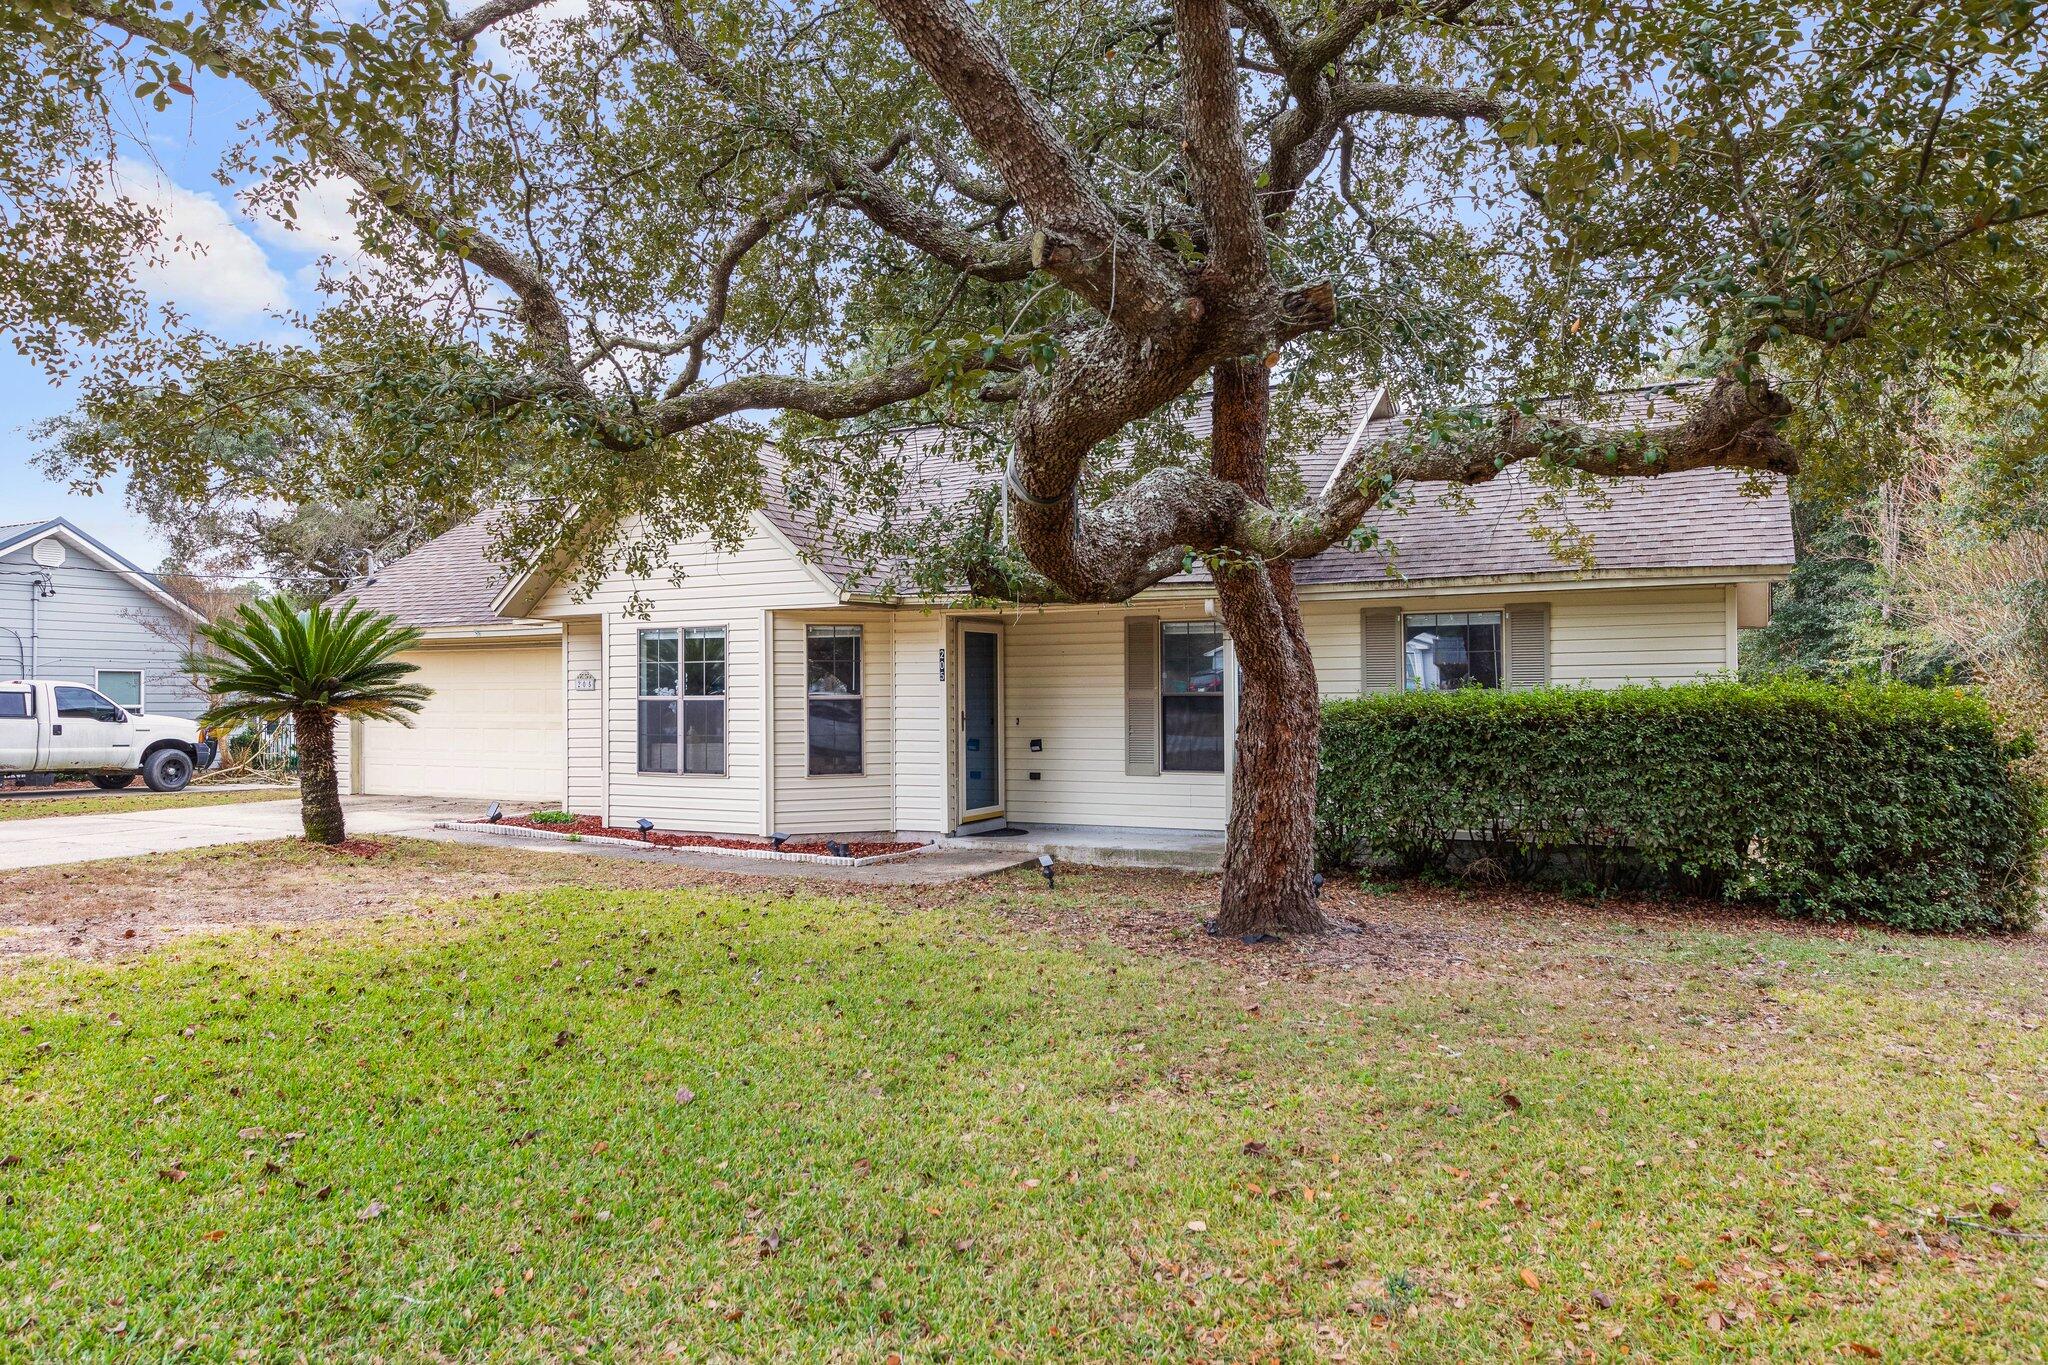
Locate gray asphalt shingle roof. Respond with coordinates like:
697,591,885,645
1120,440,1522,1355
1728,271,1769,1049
341,517,519,629
348,383,1796,628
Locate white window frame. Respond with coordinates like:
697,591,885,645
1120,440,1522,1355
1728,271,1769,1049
805,624,864,777
636,626,729,777
679,626,728,776
1159,619,1227,775
95,669,144,712
1401,610,1505,692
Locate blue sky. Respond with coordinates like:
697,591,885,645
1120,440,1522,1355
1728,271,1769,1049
0,72,366,570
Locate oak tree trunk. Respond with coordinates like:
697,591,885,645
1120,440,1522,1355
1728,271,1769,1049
1214,562,1328,935
1209,357,1329,936
294,705,347,845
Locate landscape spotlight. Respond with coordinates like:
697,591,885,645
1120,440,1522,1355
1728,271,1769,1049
1312,872,1324,900
1038,853,1056,889
826,839,851,859
486,801,503,824
636,818,654,841
770,832,790,850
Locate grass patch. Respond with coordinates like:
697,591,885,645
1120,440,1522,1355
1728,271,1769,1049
0,863,2043,1359
0,789,294,822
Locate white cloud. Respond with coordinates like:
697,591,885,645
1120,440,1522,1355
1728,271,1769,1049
248,174,373,272
120,179,293,324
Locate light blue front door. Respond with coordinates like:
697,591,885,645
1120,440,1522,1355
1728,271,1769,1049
961,628,1001,816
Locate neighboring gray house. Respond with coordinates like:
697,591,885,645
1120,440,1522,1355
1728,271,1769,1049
0,519,210,719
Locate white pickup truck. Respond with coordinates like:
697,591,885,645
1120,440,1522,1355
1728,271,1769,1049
0,680,216,793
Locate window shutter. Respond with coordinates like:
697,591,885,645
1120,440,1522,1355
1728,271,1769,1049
1360,607,1403,692
1505,605,1551,689
1124,616,1160,776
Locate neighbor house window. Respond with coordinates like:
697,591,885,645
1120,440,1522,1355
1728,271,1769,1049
639,627,727,774
1403,612,1502,691
1161,620,1226,773
806,625,863,776
96,670,143,711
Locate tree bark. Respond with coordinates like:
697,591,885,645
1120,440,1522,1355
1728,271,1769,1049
295,706,347,845
1209,358,1329,936
1214,561,1328,936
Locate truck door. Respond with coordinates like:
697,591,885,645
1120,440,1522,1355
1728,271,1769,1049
0,685,37,771
50,684,133,769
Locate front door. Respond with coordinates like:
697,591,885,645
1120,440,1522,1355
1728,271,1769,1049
959,625,1003,822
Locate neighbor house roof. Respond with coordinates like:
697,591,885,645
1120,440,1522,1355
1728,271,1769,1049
0,518,208,625
358,381,1796,629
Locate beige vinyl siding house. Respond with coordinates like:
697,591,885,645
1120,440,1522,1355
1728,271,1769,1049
335,384,1795,837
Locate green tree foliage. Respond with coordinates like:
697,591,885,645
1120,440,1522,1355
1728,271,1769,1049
188,598,430,844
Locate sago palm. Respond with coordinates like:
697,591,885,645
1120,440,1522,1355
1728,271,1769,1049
188,596,430,844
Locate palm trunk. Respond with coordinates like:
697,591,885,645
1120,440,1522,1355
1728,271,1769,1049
1209,357,1328,936
294,706,347,845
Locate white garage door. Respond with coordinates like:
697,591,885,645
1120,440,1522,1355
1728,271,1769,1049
358,644,565,801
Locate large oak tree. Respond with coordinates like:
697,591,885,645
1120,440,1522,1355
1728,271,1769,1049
8,0,2046,933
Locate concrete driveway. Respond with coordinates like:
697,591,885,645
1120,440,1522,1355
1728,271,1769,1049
0,795,490,871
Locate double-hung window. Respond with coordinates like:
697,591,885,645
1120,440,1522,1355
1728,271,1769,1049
638,627,726,774
1403,611,1501,691
805,625,863,775
1160,621,1226,773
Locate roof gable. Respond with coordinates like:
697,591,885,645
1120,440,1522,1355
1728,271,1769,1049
0,519,208,625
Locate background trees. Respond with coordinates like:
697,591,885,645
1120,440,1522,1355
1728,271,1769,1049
7,0,2047,930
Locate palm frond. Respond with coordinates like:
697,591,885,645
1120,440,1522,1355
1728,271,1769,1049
190,595,430,731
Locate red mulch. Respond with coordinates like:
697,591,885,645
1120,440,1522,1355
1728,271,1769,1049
476,814,924,859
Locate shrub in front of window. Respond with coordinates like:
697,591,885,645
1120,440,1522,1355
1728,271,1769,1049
1316,681,2046,932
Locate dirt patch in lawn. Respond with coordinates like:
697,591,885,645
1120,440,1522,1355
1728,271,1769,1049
967,863,2048,990
0,837,759,964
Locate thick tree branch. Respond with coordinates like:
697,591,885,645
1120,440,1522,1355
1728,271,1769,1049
865,0,1187,331
1244,377,1799,561
1174,0,1268,279
440,0,559,44
640,1,1036,287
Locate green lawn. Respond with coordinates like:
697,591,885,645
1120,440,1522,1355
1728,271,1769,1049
1,850,2044,1360
0,788,293,822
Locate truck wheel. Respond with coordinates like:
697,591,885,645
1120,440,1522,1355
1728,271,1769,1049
142,749,194,793
90,774,137,791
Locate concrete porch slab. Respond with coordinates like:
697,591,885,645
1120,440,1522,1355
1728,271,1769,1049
943,824,1224,873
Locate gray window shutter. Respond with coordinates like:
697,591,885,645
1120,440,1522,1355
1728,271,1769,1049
1360,607,1403,692
1124,616,1160,776
1505,605,1551,689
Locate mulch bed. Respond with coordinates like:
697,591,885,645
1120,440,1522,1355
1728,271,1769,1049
478,813,925,859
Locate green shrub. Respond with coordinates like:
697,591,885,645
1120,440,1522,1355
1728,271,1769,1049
528,809,577,826
1317,681,2045,932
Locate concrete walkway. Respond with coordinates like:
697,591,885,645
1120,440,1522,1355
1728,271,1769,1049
0,796,484,871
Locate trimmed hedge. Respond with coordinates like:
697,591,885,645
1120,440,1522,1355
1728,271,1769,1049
1317,681,2045,932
